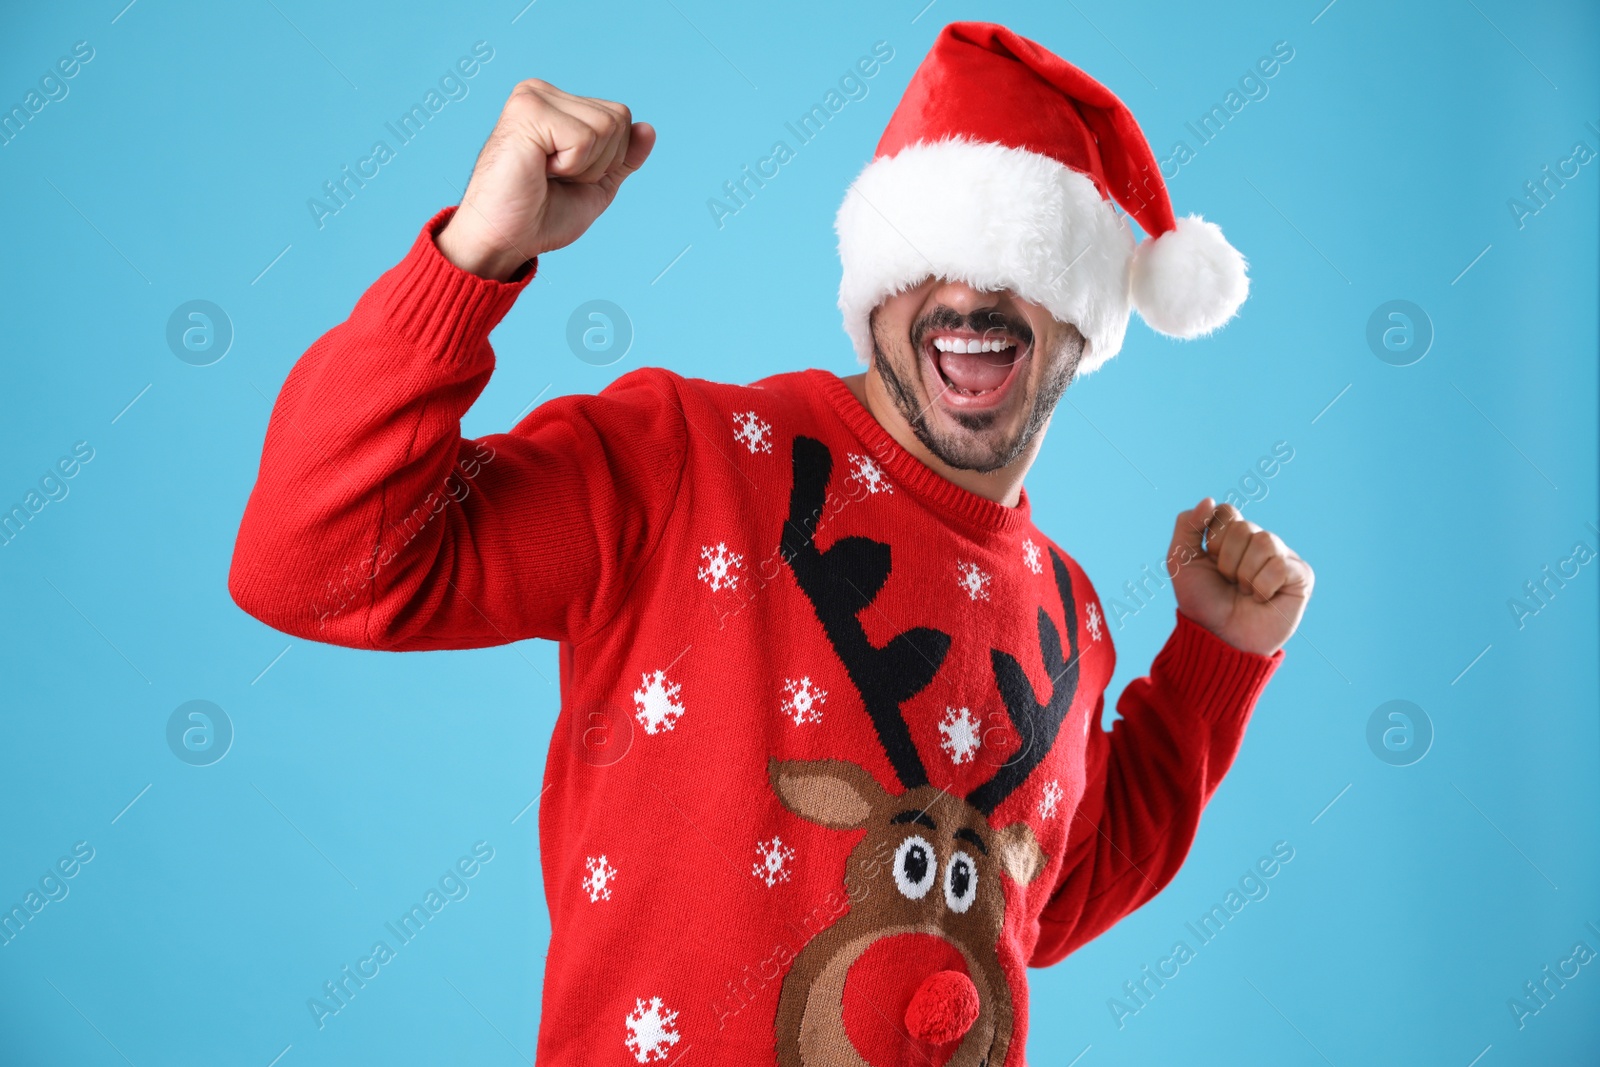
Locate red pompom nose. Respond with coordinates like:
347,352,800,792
843,934,980,1066
905,969,981,1044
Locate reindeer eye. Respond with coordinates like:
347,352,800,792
944,851,977,913
894,835,936,900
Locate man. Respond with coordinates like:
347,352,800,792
230,21,1312,1067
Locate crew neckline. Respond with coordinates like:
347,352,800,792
805,368,1034,536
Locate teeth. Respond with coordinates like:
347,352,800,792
932,336,1014,354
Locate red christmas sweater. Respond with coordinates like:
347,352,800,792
229,208,1283,1067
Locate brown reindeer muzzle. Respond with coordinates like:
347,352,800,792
841,933,979,1064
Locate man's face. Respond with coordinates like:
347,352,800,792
868,278,1087,474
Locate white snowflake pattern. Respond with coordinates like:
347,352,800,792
956,561,991,601
1086,602,1104,642
845,453,893,496
1021,538,1044,575
1038,779,1064,820
583,855,617,902
780,676,828,725
632,669,685,735
732,411,772,454
937,706,983,765
752,836,795,887
697,542,744,592
624,997,681,1063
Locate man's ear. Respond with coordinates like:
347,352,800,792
768,758,888,829
994,821,1046,886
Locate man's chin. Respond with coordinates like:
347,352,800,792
918,421,1028,473
917,373,1034,473
910,383,1035,474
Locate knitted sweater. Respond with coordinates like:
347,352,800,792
229,208,1284,1067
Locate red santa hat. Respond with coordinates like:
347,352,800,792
836,22,1249,376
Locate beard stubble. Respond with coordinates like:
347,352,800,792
869,307,1082,474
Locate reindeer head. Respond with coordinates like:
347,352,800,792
770,437,1082,1067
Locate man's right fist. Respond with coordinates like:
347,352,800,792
436,79,655,280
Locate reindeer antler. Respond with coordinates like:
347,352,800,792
967,548,1081,816
781,437,951,789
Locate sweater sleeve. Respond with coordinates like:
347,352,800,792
227,207,688,651
1029,608,1283,967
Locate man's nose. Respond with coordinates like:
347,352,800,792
927,279,1002,319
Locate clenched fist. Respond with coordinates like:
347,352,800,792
1167,498,1313,657
436,79,656,280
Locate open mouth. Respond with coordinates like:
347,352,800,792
921,330,1029,412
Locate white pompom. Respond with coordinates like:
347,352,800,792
1130,215,1249,339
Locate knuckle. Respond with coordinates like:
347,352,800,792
511,83,548,107
506,89,545,119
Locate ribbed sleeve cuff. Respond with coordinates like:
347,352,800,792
372,206,538,358
1154,608,1284,724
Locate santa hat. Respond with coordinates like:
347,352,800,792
835,22,1249,376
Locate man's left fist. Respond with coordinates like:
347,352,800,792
1167,498,1313,657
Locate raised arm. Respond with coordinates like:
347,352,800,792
1030,609,1281,965
228,80,669,650
1030,500,1311,964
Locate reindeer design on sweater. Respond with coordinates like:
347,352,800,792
770,436,1082,1067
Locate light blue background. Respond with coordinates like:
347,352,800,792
2,1,1596,1064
